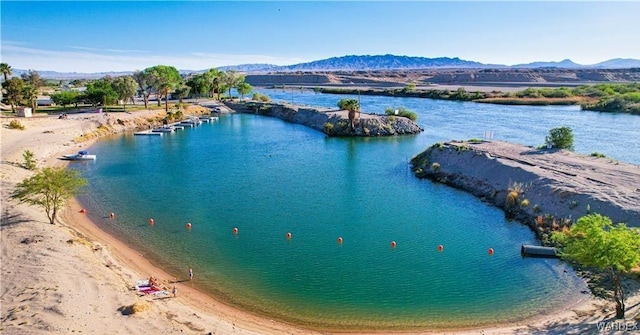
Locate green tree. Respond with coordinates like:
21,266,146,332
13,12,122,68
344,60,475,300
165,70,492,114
173,81,191,104
111,76,138,111
146,65,181,111
185,73,210,100
545,126,574,150
222,70,244,99
337,98,360,132
22,84,38,112
51,91,79,109
133,70,151,109
21,69,42,111
3,77,25,112
20,69,42,88
11,167,87,225
204,68,223,99
85,79,118,106
552,214,640,319
236,82,252,99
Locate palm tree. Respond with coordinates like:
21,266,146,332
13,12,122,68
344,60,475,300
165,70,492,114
0,63,12,83
205,68,222,100
337,98,360,132
23,84,38,112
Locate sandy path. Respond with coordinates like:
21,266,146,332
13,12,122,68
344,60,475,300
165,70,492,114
1,110,638,334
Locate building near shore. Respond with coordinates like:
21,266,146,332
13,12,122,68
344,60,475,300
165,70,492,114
16,107,32,117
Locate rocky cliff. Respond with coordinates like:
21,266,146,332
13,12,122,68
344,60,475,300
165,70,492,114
224,101,423,137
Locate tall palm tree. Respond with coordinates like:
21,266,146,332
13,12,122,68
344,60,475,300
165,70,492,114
205,68,222,100
337,98,360,132
0,63,12,83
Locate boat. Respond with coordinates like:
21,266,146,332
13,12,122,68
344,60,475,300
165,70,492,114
62,150,96,160
179,117,202,126
152,125,175,133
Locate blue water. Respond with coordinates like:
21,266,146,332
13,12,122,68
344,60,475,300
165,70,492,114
73,91,639,329
264,88,640,165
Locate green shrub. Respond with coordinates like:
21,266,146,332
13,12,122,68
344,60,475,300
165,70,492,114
569,200,579,209
506,191,519,207
533,204,541,213
9,120,25,130
23,150,36,170
323,122,334,135
252,93,271,102
590,152,607,158
545,126,574,150
431,142,444,150
384,106,418,121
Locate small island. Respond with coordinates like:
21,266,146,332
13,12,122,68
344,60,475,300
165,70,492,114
224,100,423,137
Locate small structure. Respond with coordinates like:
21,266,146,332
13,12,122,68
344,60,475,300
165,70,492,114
16,107,32,117
521,244,559,258
37,97,53,106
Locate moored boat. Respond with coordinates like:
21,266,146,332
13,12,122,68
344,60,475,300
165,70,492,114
62,150,96,160
152,125,175,132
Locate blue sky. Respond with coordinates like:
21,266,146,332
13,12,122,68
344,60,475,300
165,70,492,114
2,1,639,72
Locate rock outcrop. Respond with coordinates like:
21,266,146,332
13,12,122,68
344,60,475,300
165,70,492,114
224,101,423,137
411,140,640,241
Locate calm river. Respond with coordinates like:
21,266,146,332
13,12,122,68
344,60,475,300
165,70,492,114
74,90,639,329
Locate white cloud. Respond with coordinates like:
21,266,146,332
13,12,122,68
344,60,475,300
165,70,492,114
1,42,305,72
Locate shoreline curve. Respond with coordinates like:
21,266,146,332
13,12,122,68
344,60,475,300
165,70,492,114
2,106,638,334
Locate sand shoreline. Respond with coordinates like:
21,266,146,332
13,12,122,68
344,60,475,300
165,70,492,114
2,109,639,334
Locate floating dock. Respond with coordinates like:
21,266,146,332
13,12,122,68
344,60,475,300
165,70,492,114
521,244,559,258
134,131,163,136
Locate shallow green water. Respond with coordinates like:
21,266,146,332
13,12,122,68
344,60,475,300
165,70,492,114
74,110,588,329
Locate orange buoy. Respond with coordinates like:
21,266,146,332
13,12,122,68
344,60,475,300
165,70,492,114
390,241,397,248
337,237,343,244
286,232,292,239
488,248,495,256
437,244,444,252
186,222,192,229
232,227,239,235
109,212,115,219
148,218,154,225
80,208,86,214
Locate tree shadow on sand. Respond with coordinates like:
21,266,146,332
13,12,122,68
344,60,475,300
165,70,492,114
1,208,32,227
514,318,602,335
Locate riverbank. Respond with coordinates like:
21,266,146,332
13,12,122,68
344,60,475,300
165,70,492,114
411,140,640,239
224,100,423,136
2,107,639,334
316,87,594,107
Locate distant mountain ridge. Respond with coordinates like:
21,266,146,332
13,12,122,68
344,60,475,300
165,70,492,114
13,54,640,79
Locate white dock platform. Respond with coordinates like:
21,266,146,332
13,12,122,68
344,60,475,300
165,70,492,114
134,131,163,136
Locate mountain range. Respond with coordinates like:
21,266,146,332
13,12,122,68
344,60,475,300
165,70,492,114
13,54,640,79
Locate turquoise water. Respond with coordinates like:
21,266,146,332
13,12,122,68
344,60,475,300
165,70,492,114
72,92,639,329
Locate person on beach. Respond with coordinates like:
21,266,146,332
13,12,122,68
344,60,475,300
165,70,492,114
172,286,177,297
189,268,193,281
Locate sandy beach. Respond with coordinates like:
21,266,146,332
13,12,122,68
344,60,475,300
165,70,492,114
2,108,639,334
